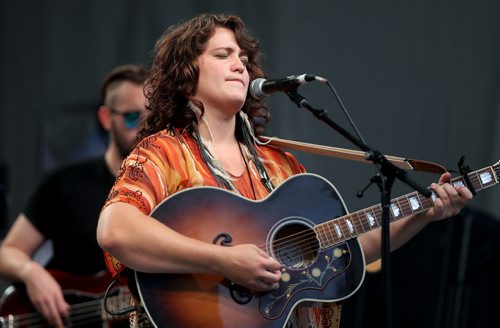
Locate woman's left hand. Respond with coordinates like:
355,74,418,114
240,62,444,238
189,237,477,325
426,172,473,221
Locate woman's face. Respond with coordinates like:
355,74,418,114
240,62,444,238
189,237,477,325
195,27,250,117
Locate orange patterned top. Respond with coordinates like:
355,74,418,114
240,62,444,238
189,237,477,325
102,128,341,328
103,128,305,276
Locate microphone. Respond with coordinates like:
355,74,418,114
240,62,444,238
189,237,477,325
249,74,326,100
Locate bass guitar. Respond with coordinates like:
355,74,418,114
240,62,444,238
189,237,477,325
135,161,499,328
0,270,131,327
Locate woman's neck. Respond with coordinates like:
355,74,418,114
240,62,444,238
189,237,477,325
198,110,238,146
198,111,245,176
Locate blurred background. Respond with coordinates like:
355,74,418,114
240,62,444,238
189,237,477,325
1,1,499,327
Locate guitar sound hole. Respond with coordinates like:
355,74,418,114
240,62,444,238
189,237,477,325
272,223,318,269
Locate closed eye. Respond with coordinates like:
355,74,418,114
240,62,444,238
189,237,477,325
215,53,229,59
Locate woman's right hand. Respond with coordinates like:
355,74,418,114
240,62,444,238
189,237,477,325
215,244,282,291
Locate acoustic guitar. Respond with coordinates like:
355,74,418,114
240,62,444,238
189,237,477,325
135,162,499,327
0,270,131,327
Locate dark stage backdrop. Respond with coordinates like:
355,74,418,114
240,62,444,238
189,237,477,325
1,0,499,327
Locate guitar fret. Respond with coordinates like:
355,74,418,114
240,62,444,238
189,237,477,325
344,219,353,237
372,206,382,226
330,221,339,244
476,171,484,189
340,218,350,237
470,173,480,191
478,167,496,189
337,219,345,239
316,223,325,246
334,222,344,241
323,222,334,244
341,217,352,238
339,221,347,241
364,208,377,229
398,198,406,217
392,198,404,219
419,192,433,210
340,218,352,239
400,196,412,217
372,207,381,227
337,219,345,237
472,172,482,190
325,223,334,245
468,172,483,191
319,223,333,247
354,212,364,232
452,178,465,189
390,203,399,220
355,212,367,233
325,221,336,245
333,221,342,244
407,192,422,213
346,215,358,235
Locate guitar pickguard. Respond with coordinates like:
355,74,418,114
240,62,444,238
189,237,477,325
261,242,351,319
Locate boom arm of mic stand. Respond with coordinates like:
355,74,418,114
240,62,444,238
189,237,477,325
286,90,431,196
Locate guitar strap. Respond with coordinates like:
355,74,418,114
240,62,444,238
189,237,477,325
260,136,447,174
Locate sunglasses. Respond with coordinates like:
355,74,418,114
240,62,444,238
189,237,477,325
109,108,141,129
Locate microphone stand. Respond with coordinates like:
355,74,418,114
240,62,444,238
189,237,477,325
286,90,431,328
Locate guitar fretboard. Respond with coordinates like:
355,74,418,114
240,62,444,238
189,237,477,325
314,162,500,248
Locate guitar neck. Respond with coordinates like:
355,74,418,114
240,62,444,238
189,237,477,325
314,162,500,248
0,293,131,327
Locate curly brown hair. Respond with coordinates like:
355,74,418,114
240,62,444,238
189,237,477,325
139,13,270,140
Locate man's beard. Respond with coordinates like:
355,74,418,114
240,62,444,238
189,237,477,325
114,131,138,160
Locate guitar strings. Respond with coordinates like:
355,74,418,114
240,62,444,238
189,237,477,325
259,190,438,263
7,302,118,327
6,301,105,327
289,172,483,262
3,292,130,327
254,172,484,265
6,300,103,327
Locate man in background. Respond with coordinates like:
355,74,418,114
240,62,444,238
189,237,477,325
0,64,147,327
